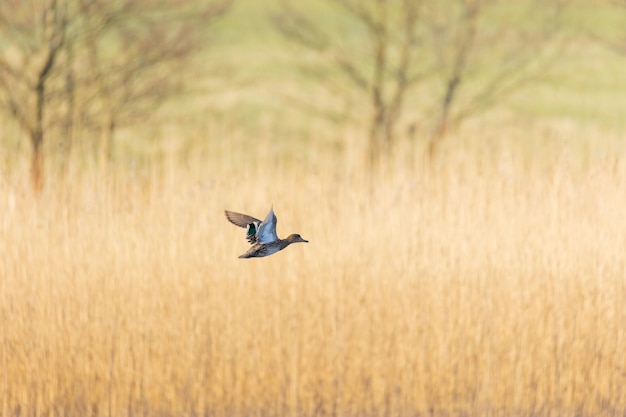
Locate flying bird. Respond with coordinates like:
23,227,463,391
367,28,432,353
225,208,308,258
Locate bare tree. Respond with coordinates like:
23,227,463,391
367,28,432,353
273,0,565,163
274,0,428,166
426,0,564,157
74,0,233,163
0,0,67,192
0,0,233,192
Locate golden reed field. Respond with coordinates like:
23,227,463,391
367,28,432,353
1,129,626,417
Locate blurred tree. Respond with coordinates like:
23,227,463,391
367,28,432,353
0,0,233,192
273,0,564,163
72,0,233,164
426,0,564,157
0,0,67,192
274,0,428,166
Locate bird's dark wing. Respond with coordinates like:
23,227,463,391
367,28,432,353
225,210,263,245
225,211,262,228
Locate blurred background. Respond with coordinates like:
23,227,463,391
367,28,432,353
0,0,624,187
1,1,626,417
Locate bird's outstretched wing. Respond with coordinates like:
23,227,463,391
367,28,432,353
256,208,279,244
225,210,262,244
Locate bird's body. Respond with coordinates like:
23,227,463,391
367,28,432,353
225,208,308,258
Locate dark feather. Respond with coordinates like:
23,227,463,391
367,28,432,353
225,211,261,228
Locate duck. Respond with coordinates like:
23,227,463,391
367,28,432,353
225,208,308,258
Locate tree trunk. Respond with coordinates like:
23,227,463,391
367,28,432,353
99,105,115,165
30,133,44,194
32,68,48,194
428,73,461,159
368,106,384,167
60,39,75,177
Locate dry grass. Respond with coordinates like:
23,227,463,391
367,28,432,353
1,130,626,417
